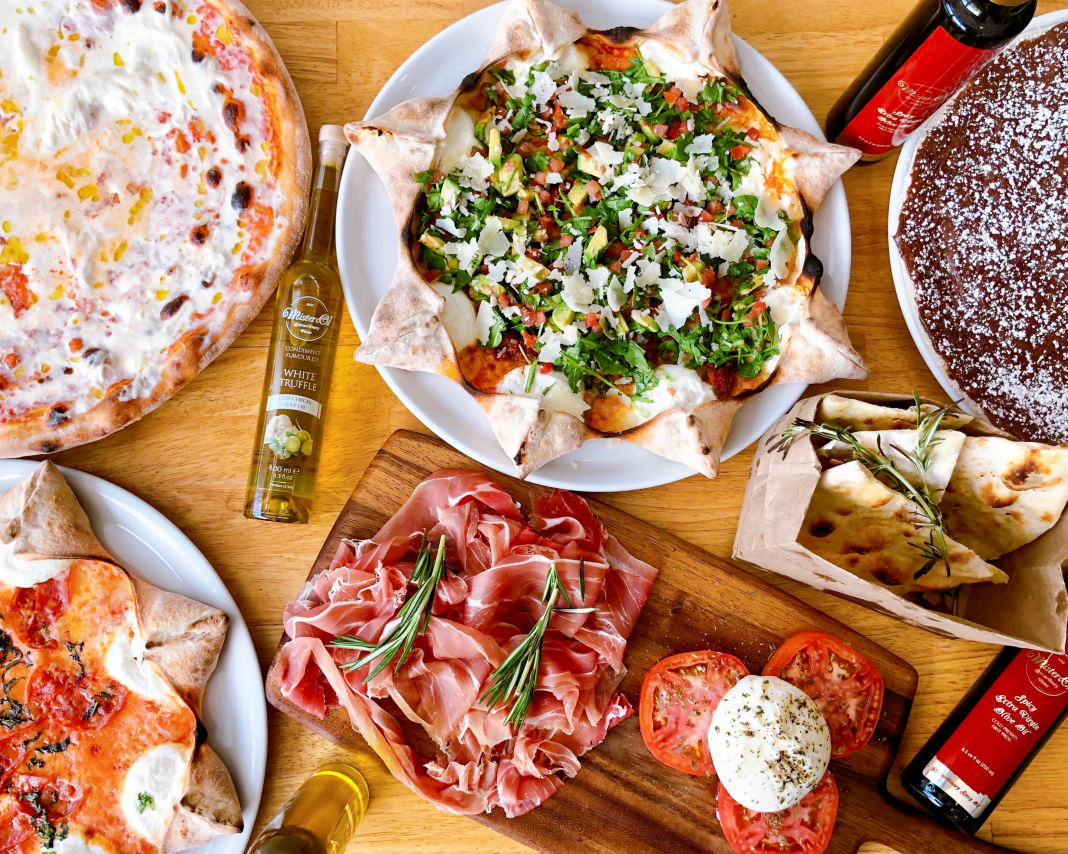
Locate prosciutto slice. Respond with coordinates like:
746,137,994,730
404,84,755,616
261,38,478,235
271,470,657,818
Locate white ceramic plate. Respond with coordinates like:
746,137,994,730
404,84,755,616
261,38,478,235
888,8,1068,415
337,0,854,490
0,462,266,854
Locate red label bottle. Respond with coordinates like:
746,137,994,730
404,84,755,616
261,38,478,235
902,646,1068,834
826,0,1036,160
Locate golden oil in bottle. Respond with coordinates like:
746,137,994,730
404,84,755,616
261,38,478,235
245,125,348,524
246,763,369,854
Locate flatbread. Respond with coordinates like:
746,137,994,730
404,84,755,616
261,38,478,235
346,0,865,478
816,429,965,503
0,461,242,853
816,394,973,432
798,460,1007,593
941,437,1068,560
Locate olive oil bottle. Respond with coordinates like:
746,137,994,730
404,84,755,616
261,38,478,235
244,125,349,524
246,763,369,854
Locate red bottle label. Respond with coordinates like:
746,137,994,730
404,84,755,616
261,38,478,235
836,26,998,156
923,650,1068,818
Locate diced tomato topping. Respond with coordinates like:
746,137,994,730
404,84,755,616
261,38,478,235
729,219,745,228
516,199,530,215
730,144,750,160
605,241,625,259
497,292,513,308
667,122,685,140
746,126,760,140
653,123,669,137
707,200,724,215
672,251,685,265
539,362,552,374
620,247,635,263
697,210,715,223
552,104,567,130
516,142,534,157
608,259,623,274
754,258,770,270
549,158,565,173
521,330,538,349
538,189,552,203
743,301,767,326
585,180,603,201
533,281,553,295
422,269,440,283
559,138,572,149
559,234,574,247
585,310,601,331
533,171,547,186
430,169,445,183
0,265,32,318
676,97,689,113
663,87,680,105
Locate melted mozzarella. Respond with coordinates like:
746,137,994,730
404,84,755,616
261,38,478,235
121,743,193,845
436,109,479,174
497,367,590,420
709,675,831,812
105,615,182,704
0,1,288,420
430,284,477,349
0,536,72,587
50,835,111,854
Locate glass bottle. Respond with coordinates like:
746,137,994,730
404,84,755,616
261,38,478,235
244,125,349,524
825,0,1036,160
246,763,369,854
901,645,1068,834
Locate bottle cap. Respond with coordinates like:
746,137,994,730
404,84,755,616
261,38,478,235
319,124,349,147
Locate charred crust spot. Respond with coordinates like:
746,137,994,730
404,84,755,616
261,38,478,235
802,250,823,282
202,276,216,288
1007,451,1045,485
460,70,482,92
121,0,142,11
808,520,834,538
223,100,241,130
154,0,166,11
160,294,190,320
63,367,73,375
83,347,107,365
195,718,208,747
599,26,639,44
206,166,222,187
870,561,901,586
38,441,59,453
189,225,209,245
231,182,252,210
700,445,711,455
981,481,1017,509
47,406,68,428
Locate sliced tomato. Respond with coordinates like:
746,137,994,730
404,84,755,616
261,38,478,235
762,631,884,758
718,771,838,854
639,650,748,777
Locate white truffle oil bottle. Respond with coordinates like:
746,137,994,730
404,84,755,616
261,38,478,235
245,763,369,854
244,126,348,524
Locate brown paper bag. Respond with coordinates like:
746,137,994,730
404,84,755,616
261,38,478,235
733,391,1068,652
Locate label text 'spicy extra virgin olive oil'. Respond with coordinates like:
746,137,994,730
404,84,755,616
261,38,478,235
244,126,348,524
245,763,369,854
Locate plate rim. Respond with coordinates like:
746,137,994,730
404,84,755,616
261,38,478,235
337,0,853,491
887,7,1068,414
0,460,267,854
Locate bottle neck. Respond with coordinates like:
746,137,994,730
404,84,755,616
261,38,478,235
280,765,367,854
299,144,346,263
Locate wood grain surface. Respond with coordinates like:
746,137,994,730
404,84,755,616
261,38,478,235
265,430,1020,854
43,1,1068,853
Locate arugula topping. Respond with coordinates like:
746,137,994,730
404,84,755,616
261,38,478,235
411,39,797,412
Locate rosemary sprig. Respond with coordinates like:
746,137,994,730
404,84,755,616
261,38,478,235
479,564,595,732
329,534,447,681
771,396,961,581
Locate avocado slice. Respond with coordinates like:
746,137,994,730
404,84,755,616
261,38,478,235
471,274,497,296
640,119,660,143
487,127,502,168
575,148,604,178
642,54,661,79
418,232,446,252
441,177,460,209
584,224,609,263
682,257,706,283
656,139,677,157
631,312,660,332
567,183,588,209
551,304,574,330
494,153,524,196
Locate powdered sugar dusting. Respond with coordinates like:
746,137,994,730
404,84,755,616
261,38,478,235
896,23,1068,443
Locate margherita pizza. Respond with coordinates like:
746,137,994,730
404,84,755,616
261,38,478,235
0,0,311,456
348,0,866,478
0,462,242,854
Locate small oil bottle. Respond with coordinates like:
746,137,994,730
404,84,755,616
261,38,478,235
246,763,369,854
245,125,349,524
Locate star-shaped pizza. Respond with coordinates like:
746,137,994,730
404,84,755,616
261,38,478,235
0,462,242,854
347,0,866,478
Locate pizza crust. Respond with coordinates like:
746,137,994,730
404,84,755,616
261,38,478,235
0,0,312,459
0,462,242,851
347,0,865,478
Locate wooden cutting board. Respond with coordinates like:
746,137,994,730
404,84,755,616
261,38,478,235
266,430,1011,854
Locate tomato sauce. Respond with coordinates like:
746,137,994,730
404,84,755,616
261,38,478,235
458,343,525,393
579,35,639,71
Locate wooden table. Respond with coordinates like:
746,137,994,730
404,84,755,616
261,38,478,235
48,1,1068,852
